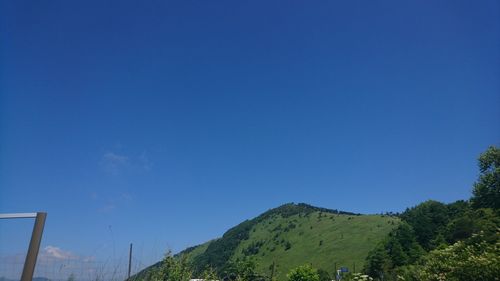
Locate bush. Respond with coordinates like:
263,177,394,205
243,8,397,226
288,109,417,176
153,252,192,281
416,233,500,281
287,264,319,281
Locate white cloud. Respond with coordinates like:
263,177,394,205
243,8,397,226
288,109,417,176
100,152,129,174
99,148,153,175
41,246,78,260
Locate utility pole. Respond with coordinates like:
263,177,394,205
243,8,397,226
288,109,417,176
128,243,133,279
334,262,337,279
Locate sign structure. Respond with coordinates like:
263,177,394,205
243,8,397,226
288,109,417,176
0,212,47,281
340,267,349,273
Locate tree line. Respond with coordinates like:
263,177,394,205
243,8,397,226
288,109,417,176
363,146,499,281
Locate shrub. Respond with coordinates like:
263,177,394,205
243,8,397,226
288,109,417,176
287,264,319,281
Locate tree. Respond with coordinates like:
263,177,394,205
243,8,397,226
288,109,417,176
222,258,263,281
363,245,391,280
287,264,320,281
364,222,424,278
471,146,500,210
387,239,407,267
390,223,424,263
153,252,192,281
316,269,330,281
401,200,450,250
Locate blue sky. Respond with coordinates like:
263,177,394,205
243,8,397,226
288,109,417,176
0,0,499,277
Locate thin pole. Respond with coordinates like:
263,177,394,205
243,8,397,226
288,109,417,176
21,212,46,281
128,243,133,279
270,261,275,281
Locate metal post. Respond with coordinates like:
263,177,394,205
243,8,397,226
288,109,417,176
21,212,47,281
128,243,133,279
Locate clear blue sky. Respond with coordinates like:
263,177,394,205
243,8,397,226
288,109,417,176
0,0,499,274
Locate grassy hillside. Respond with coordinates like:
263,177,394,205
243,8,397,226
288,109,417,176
135,203,399,281
231,211,398,280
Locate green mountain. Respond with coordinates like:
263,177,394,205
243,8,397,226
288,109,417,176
136,203,399,281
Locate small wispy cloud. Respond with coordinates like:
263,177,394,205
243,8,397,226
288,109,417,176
42,246,77,260
100,152,129,174
100,149,153,175
37,246,94,263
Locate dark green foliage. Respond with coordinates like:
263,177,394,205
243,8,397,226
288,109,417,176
222,258,266,281
364,245,391,279
273,225,283,232
364,222,424,277
446,200,469,218
387,240,407,267
445,211,477,243
243,240,265,256
446,208,500,244
400,200,450,250
391,223,425,263
284,241,292,251
429,233,447,249
471,146,500,210
284,222,296,232
194,219,255,273
316,269,330,281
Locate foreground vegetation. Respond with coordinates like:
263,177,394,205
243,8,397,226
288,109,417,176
363,146,500,281
132,146,500,281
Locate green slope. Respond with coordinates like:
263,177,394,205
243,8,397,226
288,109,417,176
231,211,398,280
135,203,399,281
